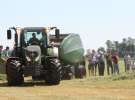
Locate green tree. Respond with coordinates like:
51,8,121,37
98,47,106,53
106,40,113,49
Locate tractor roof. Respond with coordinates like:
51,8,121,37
23,27,46,31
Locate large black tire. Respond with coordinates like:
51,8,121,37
61,65,73,80
45,59,61,85
6,58,24,86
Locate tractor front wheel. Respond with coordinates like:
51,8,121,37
45,59,61,85
6,59,24,86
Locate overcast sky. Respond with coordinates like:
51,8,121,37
0,0,135,50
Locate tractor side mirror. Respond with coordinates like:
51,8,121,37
55,29,60,38
7,30,11,39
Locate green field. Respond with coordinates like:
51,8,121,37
0,58,6,74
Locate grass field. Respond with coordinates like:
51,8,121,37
0,58,6,74
0,59,134,100
0,75,134,100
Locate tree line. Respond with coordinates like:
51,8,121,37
98,37,135,58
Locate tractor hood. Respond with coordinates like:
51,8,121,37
25,45,41,62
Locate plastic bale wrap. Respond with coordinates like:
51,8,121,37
59,34,84,64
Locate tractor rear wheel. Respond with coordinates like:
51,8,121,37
6,59,24,86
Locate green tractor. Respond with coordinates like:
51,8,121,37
6,27,84,86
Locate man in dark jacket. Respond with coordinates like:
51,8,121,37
98,52,105,76
29,33,40,45
105,50,113,75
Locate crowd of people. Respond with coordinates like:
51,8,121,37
86,49,133,76
0,46,11,60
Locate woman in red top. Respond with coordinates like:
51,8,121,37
112,52,119,74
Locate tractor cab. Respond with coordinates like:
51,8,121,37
20,28,48,59
7,27,60,57
20,27,48,47
7,27,60,47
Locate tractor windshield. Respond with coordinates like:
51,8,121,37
22,30,47,46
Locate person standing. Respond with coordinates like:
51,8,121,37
91,50,98,76
86,49,93,76
2,46,11,59
105,50,113,75
98,51,105,76
0,45,3,58
112,52,119,75
124,53,131,72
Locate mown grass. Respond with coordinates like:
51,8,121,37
0,58,6,74
86,72,135,81
0,74,6,80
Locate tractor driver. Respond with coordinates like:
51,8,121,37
28,33,40,45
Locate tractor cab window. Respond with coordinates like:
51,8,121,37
23,30,47,46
